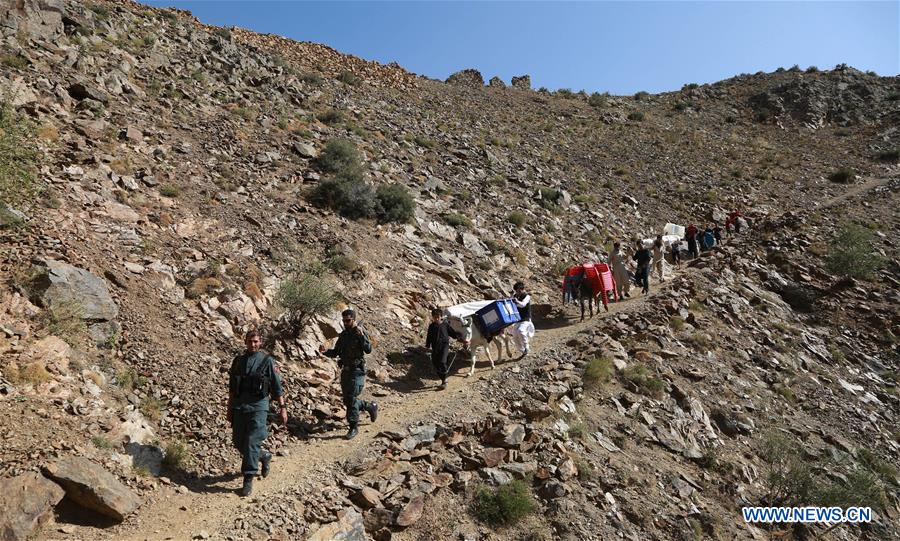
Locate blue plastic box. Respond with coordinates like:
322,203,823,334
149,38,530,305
475,299,521,335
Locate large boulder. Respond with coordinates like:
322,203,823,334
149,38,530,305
42,458,140,522
511,75,531,90
446,69,484,87
308,508,365,541
34,260,118,321
0,472,65,541
0,0,64,41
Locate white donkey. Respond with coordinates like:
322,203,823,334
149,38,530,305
445,301,516,376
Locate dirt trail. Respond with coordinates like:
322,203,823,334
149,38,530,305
819,175,895,208
75,283,670,541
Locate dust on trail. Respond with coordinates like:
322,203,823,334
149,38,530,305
81,282,670,541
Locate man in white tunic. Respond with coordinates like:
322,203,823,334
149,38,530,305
609,242,631,301
511,281,535,356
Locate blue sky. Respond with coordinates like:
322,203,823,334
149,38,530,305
142,1,899,94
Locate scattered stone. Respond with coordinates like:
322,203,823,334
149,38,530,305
0,472,65,541
42,457,140,522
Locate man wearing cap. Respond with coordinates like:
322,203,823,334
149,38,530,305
319,309,378,440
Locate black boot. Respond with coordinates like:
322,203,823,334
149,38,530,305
368,402,378,422
240,475,254,497
260,451,272,478
345,426,359,440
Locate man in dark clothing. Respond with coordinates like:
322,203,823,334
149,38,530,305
713,222,723,243
685,224,699,259
319,309,377,440
425,308,466,390
227,330,287,497
632,241,651,295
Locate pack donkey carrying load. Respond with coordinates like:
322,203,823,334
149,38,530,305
444,299,519,376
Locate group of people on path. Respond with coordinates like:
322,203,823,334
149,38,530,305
226,282,533,496
226,213,747,496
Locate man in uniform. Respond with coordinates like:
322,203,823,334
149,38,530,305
319,309,378,440
227,330,287,497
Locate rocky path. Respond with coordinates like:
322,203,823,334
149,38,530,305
79,284,670,541
819,175,896,208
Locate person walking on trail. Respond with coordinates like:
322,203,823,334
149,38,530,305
670,238,682,266
318,309,378,440
511,282,535,357
713,222,723,244
685,224,699,259
425,308,467,390
652,235,665,283
609,242,631,301
632,241,652,295
227,330,287,497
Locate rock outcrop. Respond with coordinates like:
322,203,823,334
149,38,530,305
446,69,484,87
0,472,65,541
42,458,140,522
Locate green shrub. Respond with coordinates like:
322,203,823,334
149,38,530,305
276,266,342,333
627,111,645,121
538,187,561,206
806,65,819,73
827,168,854,183
633,91,649,101
309,177,376,219
91,436,112,449
622,364,664,397
232,107,257,121
877,148,899,163
299,72,323,85
0,90,40,204
159,184,180,197
588,92,608,108
116,367,147,392
583,356,614,388
556,88,575,99
483,239,504,255
326,254,360,273
317,109,344,125
669,316,685,331
507,211,526,228
682,83,699,91
315,139,362,178
163,440,191,471
1,55,27,69
140,396,165,422
443,213,472,228
213,27,231,40
336,71,361,86
413,136,436,149
825,223,886,279
375,183,415,223
473,480,537,526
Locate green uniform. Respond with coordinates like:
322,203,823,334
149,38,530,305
229,351,284,476
323,327,373,428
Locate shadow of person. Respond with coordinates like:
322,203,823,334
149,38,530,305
381,347,437,393
175,471,243,495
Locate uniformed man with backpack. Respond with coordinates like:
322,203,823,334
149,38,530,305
318,309,378,440
227,330,287,497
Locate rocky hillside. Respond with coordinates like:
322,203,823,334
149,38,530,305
0,0,898,540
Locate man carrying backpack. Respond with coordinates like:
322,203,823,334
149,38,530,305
319,309,378,440
227,330,287,497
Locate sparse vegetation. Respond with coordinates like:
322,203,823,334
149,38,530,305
825,223,886,279
158,184,180,197
336,71,361,86
5,362,52,386
1,54,27,69
633,91,649,101
583,355,614,388
622,364,664,397
42,300,87,345
163,440,191,470
276,264,342,334
314,138,363,180
140,396,165,422
827,168,854,184
116,367,147,392
317,109,344,125
877,148,899,163
299,72,323,85
588,92,608,108
0,89,41,203
413,136,437,149
326,254,361,274
669,316,685,331
91,436,112,449
473,480,537,526
627,111,645,121
443,212,472,228
507,211,526,228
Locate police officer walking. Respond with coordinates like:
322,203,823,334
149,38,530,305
319,309,378,440
227,330,287,497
